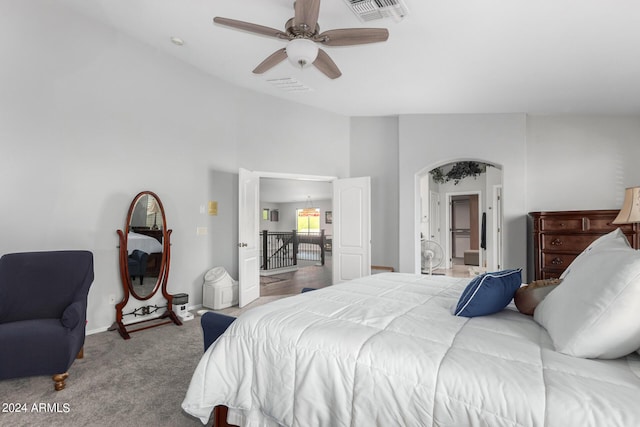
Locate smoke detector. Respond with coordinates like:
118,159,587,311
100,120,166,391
344,0,409,22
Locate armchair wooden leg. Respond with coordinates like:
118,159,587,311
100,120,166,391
77,346,84,359
53,372,69,391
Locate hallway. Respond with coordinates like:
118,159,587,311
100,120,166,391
259,258,478,297
260,258,332,296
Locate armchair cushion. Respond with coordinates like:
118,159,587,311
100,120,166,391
61,301,83,330
0,319,83,379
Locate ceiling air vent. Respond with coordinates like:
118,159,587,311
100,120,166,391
266,77,313,93
344,0,408,22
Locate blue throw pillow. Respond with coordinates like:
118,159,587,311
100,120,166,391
453,269,522,317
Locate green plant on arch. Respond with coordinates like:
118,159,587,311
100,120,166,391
430,161,490,185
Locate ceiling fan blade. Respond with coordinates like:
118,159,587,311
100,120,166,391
213,17,290,40
253,48,288,74
313,49,341,79
293,0,321,32
315,28,389,46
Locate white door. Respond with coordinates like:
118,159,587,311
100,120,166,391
332,177,371,284
238,168,260,307
494,185,503,270
429,191,440,242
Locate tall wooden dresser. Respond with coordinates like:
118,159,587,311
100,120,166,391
529,209,640,281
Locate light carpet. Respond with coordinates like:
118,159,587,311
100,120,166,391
0,295,290,427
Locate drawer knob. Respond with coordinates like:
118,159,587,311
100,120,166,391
551,257,563,265
551,238,563,246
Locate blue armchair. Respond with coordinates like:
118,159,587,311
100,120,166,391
0,250,94,390
128,249,149,285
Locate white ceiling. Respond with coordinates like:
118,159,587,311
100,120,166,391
58,0,640,117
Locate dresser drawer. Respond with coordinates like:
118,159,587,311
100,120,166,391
541,253,576,270
587,218,633,233
540,233,634,252
540,234,600,252
539,216,634,233
539,218,583,232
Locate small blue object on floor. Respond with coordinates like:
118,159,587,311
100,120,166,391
301,287,317,293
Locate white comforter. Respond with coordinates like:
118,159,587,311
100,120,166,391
127,232,163,255
182,273,640,426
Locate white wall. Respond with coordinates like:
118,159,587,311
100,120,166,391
350,117,400,270
0,3,350,334
526,115,640,211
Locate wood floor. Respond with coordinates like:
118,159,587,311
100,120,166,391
260,260,332,296
258,257,478,297
433,263,483,278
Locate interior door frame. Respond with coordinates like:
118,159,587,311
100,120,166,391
429,191,440,243
444,190,482,270
239,170,337,303
415,160,503,275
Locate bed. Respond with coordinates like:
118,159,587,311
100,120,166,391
182,229,640,426
127,231,163,255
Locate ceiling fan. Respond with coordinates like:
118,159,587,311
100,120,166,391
213,0,389,79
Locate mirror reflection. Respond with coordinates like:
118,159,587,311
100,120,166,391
126,193,165,299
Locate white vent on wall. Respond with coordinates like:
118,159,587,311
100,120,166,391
344,0,409,22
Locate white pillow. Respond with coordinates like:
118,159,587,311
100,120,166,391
559,228,631,280
534,245,640,359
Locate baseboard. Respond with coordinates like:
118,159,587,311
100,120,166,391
87,326,110,336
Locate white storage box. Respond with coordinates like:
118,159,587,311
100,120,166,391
203,267,238,310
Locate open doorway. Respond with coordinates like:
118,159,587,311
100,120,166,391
418,160,503,277
238,171,371,307
448,193,481,270
258,177,333,296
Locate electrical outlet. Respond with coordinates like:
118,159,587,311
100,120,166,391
197,227,208,236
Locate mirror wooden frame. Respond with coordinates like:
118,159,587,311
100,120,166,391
114,191,182,339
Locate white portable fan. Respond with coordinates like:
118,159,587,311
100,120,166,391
421,239,444,275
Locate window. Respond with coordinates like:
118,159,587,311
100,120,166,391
296,208,320,233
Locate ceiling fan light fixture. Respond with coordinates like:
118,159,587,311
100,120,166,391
286,38,318,69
